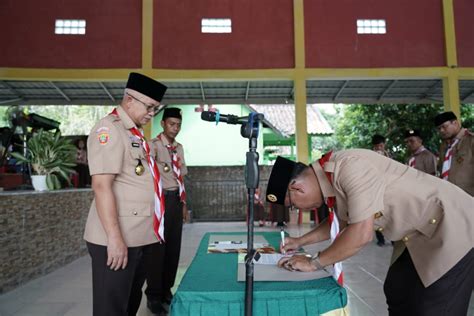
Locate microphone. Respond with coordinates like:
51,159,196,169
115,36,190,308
201,111,248,125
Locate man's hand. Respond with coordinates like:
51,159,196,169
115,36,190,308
107,236,128,270
182,203,188,223
280,236,301,254
278,255,316,272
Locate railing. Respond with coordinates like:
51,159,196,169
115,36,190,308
186,166,271,221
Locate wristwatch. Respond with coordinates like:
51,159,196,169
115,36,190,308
311,252,325,270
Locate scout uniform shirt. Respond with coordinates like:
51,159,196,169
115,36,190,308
437,128,474,196
406,146,437,176
312,149,473,287
151,134,187,191
84,106,158,247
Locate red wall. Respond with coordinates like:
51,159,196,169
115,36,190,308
0,0,141,68
153,0,294,69
1,1,469,70
454,0,474,67
305,0,446,68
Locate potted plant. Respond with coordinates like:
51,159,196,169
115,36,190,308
10,129,77,190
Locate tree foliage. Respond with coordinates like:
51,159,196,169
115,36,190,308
27,105,115,135
334,104,473,162
0,105,115,135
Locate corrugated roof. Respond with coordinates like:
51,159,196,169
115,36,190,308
250,104,333,137
2,79,473,106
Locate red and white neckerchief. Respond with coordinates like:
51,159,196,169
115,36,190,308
408,146,426,168
441,138,460,180
158,133,186,203
318,151,343,286
111,109,165,241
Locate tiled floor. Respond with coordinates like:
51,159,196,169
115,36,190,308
1,222,473,316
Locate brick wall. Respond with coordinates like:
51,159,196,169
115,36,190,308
0,166,274,293
0,189,93,294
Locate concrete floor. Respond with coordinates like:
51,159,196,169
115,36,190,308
1,221,473,316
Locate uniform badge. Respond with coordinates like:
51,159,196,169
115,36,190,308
267,194,277,203
135,159,145,176
132,142,140,148
98,133,109,145
163,163,170,173
96,126,110,145
456,156,464,164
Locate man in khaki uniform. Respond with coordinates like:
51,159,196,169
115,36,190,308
435,111,474,196
371,134,391,158
371,134,390,246
145,107,188,314
84,72,167,316
266,150,473,315
404,129,437,176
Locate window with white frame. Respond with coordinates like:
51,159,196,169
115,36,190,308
357,19,386,34
55,19,86,35
201,18,232,33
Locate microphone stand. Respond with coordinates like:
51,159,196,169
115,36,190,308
202,110,264,316
240,113,264,316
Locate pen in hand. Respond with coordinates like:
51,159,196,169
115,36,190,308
280,227,286,254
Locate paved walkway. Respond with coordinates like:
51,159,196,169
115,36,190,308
1,222,472,315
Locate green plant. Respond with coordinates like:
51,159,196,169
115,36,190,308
11,129,77,189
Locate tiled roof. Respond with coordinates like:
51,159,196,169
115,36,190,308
250,104,333,137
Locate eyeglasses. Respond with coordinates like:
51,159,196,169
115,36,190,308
126,92,160,114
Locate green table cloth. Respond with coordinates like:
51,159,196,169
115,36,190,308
171,232,347,316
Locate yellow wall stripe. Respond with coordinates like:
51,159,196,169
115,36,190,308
441,0,460,115
142,0,154,70
443,73,461,117
442,0,458,68
293,0,309,165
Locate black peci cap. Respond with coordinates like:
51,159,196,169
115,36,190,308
404,129,422,139
266,156,297,205
434,111,457,127
126,72,167,102
371,134,386,145
162,107,182,120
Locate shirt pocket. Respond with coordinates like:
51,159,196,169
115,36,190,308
130,147,145,160
155,149,171,164
117,201,152,217
415,201,444,238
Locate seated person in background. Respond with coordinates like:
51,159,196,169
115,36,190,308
371,134,391,157
75,138,90,187
269,202,290,227
404,129,437,176
248,187,266,227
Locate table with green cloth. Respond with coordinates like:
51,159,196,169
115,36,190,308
171,232,348,316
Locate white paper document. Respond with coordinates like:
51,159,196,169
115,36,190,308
211,242,268,250
237,262,331,282
208,235,275,253
237,253,331,282
238,253,289,265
